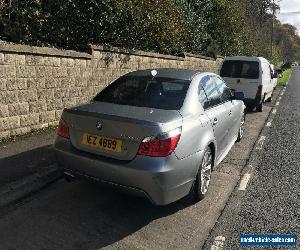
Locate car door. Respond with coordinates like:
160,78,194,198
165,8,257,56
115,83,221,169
199,75,229,159
214,76,240,144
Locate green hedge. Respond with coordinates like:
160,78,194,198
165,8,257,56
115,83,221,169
1,0,298,61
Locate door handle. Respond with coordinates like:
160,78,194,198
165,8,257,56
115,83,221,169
212,118,218,126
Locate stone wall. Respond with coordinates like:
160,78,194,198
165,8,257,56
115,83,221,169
0,44,223,139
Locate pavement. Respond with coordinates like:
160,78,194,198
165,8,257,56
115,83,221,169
0,129,61,207
0,83,284,249
204,68,300,249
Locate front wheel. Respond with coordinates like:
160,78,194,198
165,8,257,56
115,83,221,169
236,112,246,142
192,147,213,202
266,92,273,102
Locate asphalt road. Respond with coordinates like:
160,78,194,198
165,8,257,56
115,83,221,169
0,129,56,185
205,68,300,249
0,86,281,250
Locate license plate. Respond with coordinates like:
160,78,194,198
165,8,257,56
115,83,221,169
82,133,123,153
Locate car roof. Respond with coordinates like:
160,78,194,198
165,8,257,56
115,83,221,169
224,56,269,63
125,68,204,81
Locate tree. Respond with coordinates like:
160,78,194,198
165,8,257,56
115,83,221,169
175,0,216,57
274,22,300,62
0,0,299,62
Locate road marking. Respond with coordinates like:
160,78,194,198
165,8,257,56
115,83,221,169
256,136,266,150
272,109,277,114
211,236,226,250
276,101,280,106
266,121,272,127
278,97,282,101
280,92,284,96
238,173,252,191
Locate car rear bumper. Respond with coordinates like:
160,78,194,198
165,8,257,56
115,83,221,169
54,138,204,205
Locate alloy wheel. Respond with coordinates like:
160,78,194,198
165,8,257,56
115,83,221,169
200,149,213,195
238,113,246,141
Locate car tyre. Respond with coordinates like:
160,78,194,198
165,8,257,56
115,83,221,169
192,147,213,202
256,102,263,112
236,112,246,142
266,93,273,102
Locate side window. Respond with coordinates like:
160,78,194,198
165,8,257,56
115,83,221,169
214,76,232,102
199,75,222,109
198,85,209,107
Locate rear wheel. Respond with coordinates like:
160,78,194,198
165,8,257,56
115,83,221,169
192,147,213,202
256,102,263,112
257,94,266,112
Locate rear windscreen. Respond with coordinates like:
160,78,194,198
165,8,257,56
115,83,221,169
93,76,190,110
220,60,260,79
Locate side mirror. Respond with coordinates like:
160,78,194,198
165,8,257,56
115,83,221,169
203,101,210,110
233,91,245,101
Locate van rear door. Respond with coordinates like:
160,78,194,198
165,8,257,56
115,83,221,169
220,60,261,100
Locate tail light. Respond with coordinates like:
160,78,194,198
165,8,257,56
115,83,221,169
57,120,70,139
137,127,181,157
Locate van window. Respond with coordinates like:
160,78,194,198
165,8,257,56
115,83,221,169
220,60,259,79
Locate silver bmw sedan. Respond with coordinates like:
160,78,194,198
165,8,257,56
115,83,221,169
54,69,245,205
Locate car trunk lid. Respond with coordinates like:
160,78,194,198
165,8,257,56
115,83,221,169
62,102,183,160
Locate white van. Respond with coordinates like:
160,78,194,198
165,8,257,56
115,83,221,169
220,56,274,112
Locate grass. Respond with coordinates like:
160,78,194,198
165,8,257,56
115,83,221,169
278,68,292,86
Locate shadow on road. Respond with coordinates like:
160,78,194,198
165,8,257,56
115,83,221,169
10,179,192,249
0,145,56,186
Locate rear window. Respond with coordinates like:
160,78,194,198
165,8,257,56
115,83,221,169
93,76,190,110
220,60,260,79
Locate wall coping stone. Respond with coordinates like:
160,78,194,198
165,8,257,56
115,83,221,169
0,43,221,62
0,43,92,59
184,52,216,61
89,44,185,61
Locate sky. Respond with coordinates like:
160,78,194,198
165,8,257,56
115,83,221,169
277,0,300,34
